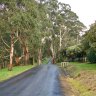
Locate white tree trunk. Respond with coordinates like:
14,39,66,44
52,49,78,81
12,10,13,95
59,29,62,51
9,33,14,71
50,43,55,64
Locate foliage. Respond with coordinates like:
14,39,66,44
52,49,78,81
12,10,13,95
66,44,85,62
56,49,67,62
87,48,96,63
0,0,85,68
82,22,96,63
45,0,85,63
42,57,50,64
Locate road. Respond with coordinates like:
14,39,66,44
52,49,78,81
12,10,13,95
0,62,62,96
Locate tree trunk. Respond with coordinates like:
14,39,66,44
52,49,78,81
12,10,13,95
59,29,62,51
51,49,55,64
38,48,42,65
23,45,29,65
31,56,35,65
50,43,55,64
8,32,14,71
15,55,24,66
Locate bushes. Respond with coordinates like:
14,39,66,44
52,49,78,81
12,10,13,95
56,49,68,62
57,43,96,63
66,45,85,62
87,48,96,63
81,22,96,63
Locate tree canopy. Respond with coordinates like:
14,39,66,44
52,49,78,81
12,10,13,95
0,0,86,70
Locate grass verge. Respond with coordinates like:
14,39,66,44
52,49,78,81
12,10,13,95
0,65,35,82
66,62,96,96
68,62,96,77
67,78,95,96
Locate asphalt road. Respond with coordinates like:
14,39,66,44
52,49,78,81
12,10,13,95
0,62,62,96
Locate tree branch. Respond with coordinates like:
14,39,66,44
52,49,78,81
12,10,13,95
3,55,10,58
14,38,18,44
5,47,10,52
1,36,10,48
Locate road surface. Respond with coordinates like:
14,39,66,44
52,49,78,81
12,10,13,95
0,62,63,96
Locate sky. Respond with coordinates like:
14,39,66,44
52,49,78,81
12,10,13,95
58,0,96,29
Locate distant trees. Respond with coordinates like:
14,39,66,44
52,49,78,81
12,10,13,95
44,0,85,63
81,22,96,63
65,21,96,63
0,0,86,70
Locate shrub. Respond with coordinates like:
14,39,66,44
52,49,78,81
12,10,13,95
87,48,96,63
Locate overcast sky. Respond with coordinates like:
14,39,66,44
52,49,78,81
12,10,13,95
58,0,96,28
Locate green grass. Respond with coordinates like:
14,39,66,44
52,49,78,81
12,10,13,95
67,62,96,77
67,62,96,96
69,62,96,73
65,62,96,96
0,65,35,82
67,78,95,96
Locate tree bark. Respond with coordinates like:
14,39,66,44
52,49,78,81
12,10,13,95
59,29,62,51
38,48,42,65
15,55,24,66
25,46,29,64
8,32,14,71
50,43,55,64
23,45,29,65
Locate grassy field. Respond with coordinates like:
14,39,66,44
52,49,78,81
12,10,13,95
0,65,35,82
68,62,96,76
67,62,96,96
70,62,96,70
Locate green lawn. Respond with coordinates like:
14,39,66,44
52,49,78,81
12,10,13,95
67,62,96,77
0,65,35,82
69,62,96,72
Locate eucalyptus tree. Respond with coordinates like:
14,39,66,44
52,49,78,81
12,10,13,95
44,0,85,63
0,0,42,70
45,0,59,63
55,2,85,50
16,0,40,65
34,0,53,64
0,0,86,67
0,2,12,69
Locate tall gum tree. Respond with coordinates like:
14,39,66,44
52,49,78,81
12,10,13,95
0,0,42,70
44,0,85,62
